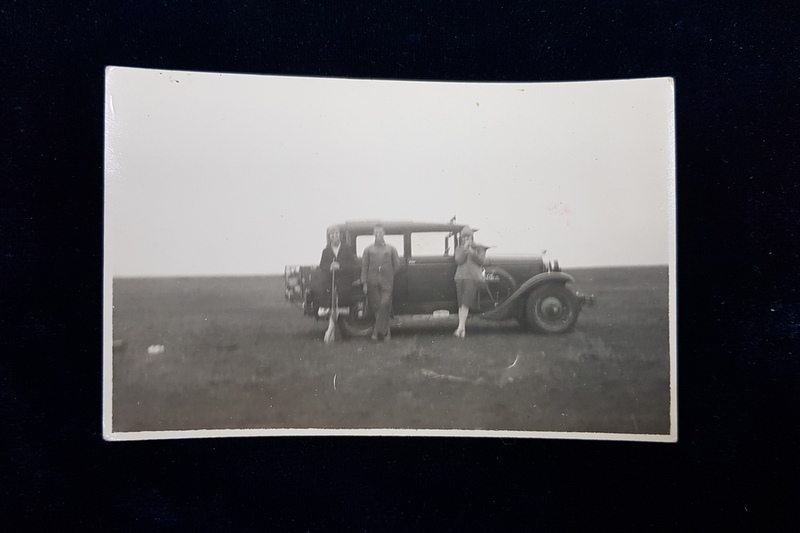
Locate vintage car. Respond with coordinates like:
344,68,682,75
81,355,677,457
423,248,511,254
285,220,593,337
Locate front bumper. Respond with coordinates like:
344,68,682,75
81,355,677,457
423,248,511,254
315,307,353,318
576,292,596,307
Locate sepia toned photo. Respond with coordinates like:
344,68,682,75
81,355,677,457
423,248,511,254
103,67,676,441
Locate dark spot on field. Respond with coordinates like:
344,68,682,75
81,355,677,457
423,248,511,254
215,343,239,352
401,347,433,365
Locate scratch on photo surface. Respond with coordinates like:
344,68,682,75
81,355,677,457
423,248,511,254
333,373,337,390
506,352,521,369
421,368,470,383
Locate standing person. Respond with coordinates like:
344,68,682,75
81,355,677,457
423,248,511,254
361,224,400,341
319,226,358,307
453,227,486,338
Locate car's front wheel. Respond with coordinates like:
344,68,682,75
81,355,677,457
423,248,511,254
523,284,579,333
339,298,374,338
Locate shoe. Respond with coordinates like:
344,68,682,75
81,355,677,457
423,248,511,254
454,328,465,338
385,332,391,341
371,333,379,342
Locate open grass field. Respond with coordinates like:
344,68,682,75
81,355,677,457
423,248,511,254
108,266,673,439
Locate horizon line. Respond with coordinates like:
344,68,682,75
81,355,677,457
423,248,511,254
111,263,671,280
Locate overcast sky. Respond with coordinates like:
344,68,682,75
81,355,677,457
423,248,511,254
105,68,674,277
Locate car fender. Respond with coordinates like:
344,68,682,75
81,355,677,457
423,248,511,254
478,271,575,321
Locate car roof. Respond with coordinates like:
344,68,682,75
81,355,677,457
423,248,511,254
337,220,468,234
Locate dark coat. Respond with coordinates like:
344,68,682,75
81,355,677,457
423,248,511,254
319,243,358,291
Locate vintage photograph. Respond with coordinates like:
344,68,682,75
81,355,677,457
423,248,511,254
103,68,676,441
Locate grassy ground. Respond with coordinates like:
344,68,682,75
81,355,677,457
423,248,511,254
110,266,672,437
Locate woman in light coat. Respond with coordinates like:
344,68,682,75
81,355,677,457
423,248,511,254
453,227,486,338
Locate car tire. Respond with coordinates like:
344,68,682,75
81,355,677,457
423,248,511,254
339,298,374,338
524,284,579,333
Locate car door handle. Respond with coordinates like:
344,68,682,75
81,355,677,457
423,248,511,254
407,259,417,265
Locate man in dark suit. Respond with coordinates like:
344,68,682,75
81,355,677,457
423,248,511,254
319,226,358,306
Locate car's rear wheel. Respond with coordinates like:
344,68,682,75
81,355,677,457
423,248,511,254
524,284,579,333
339,298,374,338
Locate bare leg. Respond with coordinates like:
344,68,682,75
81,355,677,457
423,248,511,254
455,305,469,337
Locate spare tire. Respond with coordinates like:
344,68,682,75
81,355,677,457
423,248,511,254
338,296,374,338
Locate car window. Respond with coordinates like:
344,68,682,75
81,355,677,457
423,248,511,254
410,231,454,257
355,234,405,258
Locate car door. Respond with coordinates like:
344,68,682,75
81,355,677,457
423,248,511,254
402,230,458,314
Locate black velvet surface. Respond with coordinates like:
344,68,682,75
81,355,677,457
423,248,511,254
3,2,798,529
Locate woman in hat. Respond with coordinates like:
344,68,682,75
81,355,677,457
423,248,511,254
453,227,486,338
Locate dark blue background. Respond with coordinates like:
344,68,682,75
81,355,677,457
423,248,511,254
3,1,798,529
